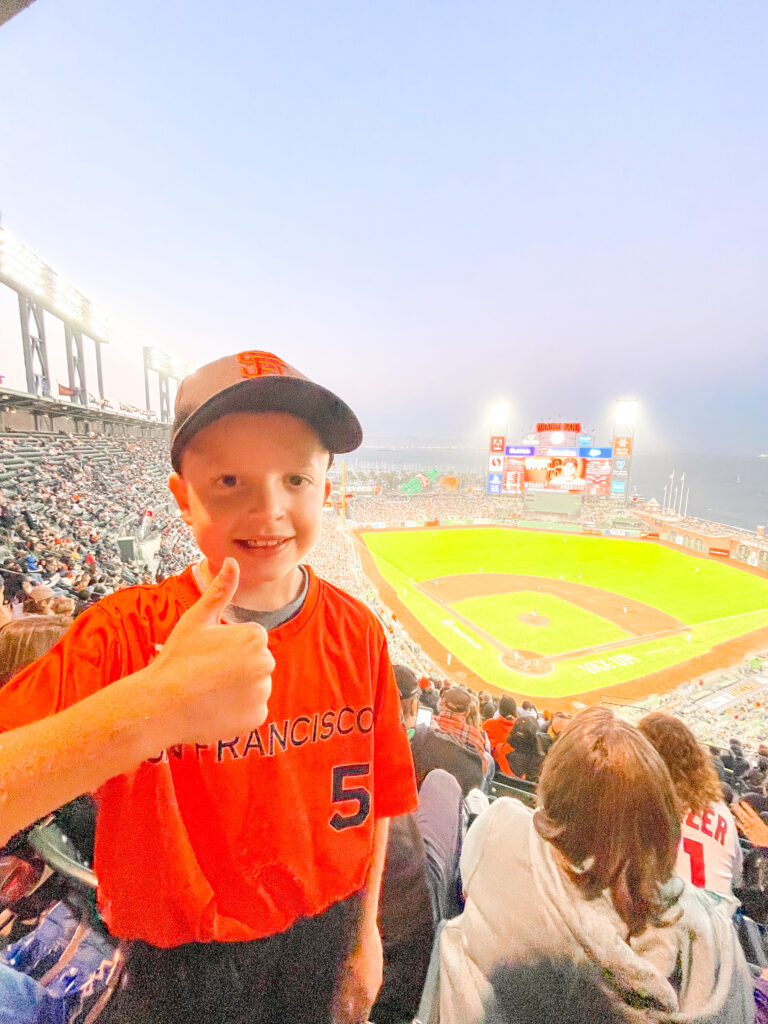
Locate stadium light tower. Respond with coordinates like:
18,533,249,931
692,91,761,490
143,347,193,424
610,398,638,502
614,399,638,428
0,226,109,404
489,401,509,430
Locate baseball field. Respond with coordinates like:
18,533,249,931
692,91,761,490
356,527,768,705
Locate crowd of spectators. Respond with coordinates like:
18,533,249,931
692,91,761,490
346,492,522,525
0,434,166,604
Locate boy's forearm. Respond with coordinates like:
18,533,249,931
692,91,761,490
0,668,166,847
358,817,390,936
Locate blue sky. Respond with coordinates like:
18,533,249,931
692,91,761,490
0,0,766,452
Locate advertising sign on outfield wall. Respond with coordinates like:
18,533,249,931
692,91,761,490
490,435,505,453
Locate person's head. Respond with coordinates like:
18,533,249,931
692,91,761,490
441,686,472,716
480,700,496,721
637,712,723,818
51,596,75,617
498,695,517,720
507,716,540,755
393,664,419,728
168,351,362,606
548,712,571,742
0,615,71,687
465,694,482,728
534,707,679,935
24,586,56,616
743,768,765,794
519,700,537,718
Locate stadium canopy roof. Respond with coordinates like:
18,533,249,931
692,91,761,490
0,385,169,433
0,0,37,28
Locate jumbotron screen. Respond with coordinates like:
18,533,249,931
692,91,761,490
502,453,612,496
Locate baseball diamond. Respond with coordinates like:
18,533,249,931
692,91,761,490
356,526,768,709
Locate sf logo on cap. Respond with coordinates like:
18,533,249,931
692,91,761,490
237,352,287,379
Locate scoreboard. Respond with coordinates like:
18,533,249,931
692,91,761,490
487,438,614,497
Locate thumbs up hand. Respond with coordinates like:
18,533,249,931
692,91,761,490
144,558,274,747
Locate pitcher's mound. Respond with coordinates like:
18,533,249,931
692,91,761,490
519,613,550,626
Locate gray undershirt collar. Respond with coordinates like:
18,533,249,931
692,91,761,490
192,563,309,631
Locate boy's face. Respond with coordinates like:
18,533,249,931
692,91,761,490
169,411,331,608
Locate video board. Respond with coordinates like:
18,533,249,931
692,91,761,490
499,447,612,496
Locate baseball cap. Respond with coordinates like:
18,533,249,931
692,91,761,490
29,586,55,602
442,687,472,713
393,665,419,701
170,351,363,472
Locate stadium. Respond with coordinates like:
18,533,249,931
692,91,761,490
1,237,768,1013
1,1,768,1015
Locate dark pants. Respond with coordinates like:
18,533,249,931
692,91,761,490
100,893,362,1024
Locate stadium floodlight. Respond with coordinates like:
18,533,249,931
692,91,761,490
489,402,509,429
0,227,109,342
614,399,638,428
143,347,192,379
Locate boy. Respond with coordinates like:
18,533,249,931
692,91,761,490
0,351,418,1024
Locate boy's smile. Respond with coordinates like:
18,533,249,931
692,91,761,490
169,411,331,610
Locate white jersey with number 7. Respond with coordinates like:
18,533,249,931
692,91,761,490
675,800,742,897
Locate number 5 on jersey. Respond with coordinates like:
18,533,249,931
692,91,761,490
330,764,371,831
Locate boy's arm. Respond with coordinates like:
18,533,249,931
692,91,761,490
0,665,168,847
0,558,273,847
334,816,390,1024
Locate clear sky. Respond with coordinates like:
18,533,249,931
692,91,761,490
0,0,766,452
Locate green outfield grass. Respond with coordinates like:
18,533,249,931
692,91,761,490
361,527,768,698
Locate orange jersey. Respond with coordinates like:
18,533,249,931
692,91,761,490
0,567,417,947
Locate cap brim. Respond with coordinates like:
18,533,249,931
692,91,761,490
171,376,363,471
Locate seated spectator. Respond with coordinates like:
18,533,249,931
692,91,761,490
638,712,742,897
51,596,75,617
479,700,496,720
517,699,538,720
419,684,441,712
394,664,421,738
410,720,485,799
482,695,517,751
741,779,768,816
437,707,754,1024
492,716,544,782
22,585,56,616
722,741,749,779
433,687,492,777
538,711,570,754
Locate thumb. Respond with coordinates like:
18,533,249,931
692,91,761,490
188,558,240,624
